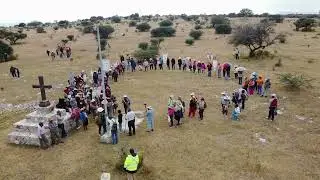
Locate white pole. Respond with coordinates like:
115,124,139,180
96,25,109,130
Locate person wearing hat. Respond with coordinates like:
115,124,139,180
146,106,154,132
268,94,278,121
90,99,98,118
122,95,131,114
97,107,107,135
221,92,230,119
123,148,139,180
188,93,197,118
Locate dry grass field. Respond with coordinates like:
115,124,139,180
0,18,320,180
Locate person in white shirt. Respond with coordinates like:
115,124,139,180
37,122,49,149
126,109,136,136
231,104,241,121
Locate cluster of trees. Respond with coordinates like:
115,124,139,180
136,23,151,32
185,29,203,46
93,25,115,51
294,18,317,31
0,29,27,45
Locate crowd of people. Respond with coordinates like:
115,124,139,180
46,44,72,61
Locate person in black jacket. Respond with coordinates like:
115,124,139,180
166,58,170,70
178,58,182,70
171,58,176,70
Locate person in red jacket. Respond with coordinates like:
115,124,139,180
268,94,278,121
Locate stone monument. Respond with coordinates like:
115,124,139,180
8,76,76,146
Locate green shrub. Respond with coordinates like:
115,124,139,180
53,26,59,30
185,38,194,45
269,15,284,23
150,38,164,48
133,49,158,60
94,25,115,39
111,16,121,23
8,54,18,61
215,24,232,34
136,23,151,32
138,42,149,50
294,18,317,32
0,41,14,62
159,20,173,27
83,26,94,34
189,30,203,40
129,21,137,27
194,25,202,30
279,73,312,89
151,27,176,37
100,39,107,51
277,33,286,43
67,35,74,41
36,27,46,33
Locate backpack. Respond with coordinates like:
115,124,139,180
111,123,117,132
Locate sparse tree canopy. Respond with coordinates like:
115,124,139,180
238,8,254,17
111,16,121,23
189,30,203,40
136,23,151,32
294,18,317,32
150,38,164,48
36,27,46,33
151,27,176,37
18,23,26,28
130,13,140,20
94,25,115,39
138,42,149,50
159,20,173,27
211,16,230,28
229,21,280,57
3,31,27,45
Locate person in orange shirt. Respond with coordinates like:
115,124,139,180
256,76,264,95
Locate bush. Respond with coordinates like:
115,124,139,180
159,20,173,27
67,35,74,41
151,27,176,37
215,24,232,34
100,39,107,51
279,73,312,89
150,38,164,48
189,30,203,40
18,23,26,28
136,23,151,32
211,16,230,27
111,16,121,23
269,15,284,23
0,40,14,62
61,39,69,44
138,42,149,50
36,27,46,33
185,38,194,45
53,26,59,30
129,21,137,27
294,18,317,32
83,26,94,34
194,25,202,30
27,21,43,27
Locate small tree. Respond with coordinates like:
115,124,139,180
130,13,140,20
129,21,137,27
36,27,46,33
138,42,149,50
215,24,232,34
194,25,202,30
189,30,203,40
185,38,194,45
0,40,14,62
151,27,176,37
58,20,69,28
100,39,107,51
93,25,115,39
67,35,74,41
83,26,94,34
136,23,151,32
4,32,27,45
150,38,164,48
53,26,59,30
111,16,121,23
159,20,173,27
294,18,317,32
133,49,158,60
211,16,230,28
277,33,287,43
238,8,254,17
229,21,280,57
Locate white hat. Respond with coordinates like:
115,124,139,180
147,106,152,109
271,94,276,97
101,100,107,104
91,99,95,103
97,107,104,112
190,92,195,96
169,95,174,98
123,95,127,98
221,92,226,95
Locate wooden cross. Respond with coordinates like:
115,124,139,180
32,76,52,107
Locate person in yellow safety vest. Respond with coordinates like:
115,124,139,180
124,148,139,180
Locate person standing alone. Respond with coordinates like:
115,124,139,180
126,109,136,136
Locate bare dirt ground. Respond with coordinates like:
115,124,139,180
0,18,320,180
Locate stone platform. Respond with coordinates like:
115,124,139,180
8,103,76,146
100,111,145,144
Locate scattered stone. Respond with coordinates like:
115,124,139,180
259,138,266,143
276,110,283,115
295,115,306,121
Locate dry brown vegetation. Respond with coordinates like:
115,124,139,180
0,18,320,180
